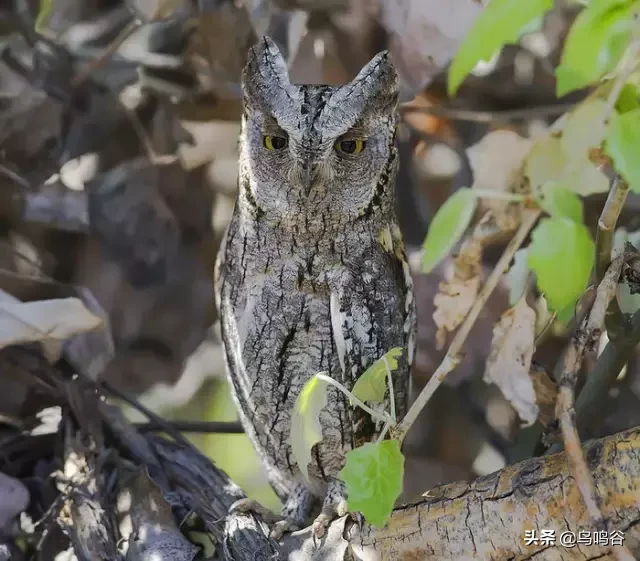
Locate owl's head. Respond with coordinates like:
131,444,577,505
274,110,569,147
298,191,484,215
239,37,399,224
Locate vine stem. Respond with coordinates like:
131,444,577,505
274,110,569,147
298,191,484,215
395,208,541,444
315,374,394,426
374,356,397,443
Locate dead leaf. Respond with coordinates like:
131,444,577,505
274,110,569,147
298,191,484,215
432,238,482,348
467,130,532,225
433,276,481,350
483,297,538,427
529,364,558,427
0,289,104,355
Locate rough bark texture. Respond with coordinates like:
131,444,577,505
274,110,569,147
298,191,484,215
336,426,640,560
146,426,640,560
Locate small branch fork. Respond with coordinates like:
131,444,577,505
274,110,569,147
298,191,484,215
553,257,636,561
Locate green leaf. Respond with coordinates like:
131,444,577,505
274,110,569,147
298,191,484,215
448,0,553,95
556,0,637,96
507,248,530,306
352,348,403,403
527,218,595,311
537,182,584,222
556,303,576,326
524,134,609,197
289,374,330,481
421,188,477,273
338,440,405,528
604,108,640,193
35,0,54,33
561,98,608,161
615,82,640,113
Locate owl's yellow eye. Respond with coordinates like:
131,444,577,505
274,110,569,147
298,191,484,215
335,139,366,154
264,135,288,150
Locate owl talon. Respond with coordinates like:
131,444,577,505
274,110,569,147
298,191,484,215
228,498,284,524
312,479,349,538
269,519,301,541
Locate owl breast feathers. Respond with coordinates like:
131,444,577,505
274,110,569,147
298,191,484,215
215,37,416,502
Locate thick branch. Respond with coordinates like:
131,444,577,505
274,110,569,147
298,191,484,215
131,426,640,561
295,426,640,561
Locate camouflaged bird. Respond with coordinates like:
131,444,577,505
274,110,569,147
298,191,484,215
215,36,416,537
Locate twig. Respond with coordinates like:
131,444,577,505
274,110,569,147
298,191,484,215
555,257,635,561
595,176,629,337
100,380,197,452
0,164,30,189
596,177,630,284
396,208,541,443
399,101,577,124
70,19,141,88
134,420,244,434
595,31,639,285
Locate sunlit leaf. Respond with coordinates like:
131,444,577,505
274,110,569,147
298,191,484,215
556,0,637,96
537,182,584,223
524,102,610,197
422,188,477,273
527,218,595,311
525,136,566,194
352,348,403,404
561,98,608,162
338,440,404,528
448,0,553,95
290,374,330,481
604,108,640,193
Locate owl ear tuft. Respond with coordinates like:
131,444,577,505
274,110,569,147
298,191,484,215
242,37,291,109
349,51,399,114
352,52,398,98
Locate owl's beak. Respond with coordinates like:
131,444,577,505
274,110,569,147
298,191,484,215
301,162,320,197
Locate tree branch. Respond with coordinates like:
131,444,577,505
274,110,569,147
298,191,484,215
142,426,640,561
553,256,635,561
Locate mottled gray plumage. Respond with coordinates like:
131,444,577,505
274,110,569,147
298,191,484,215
215,36,416,534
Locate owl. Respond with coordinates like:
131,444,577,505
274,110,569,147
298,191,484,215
215,37,416,537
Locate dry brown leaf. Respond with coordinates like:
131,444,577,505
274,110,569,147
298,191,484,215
0,289,104,355
483,297,538,427
432,237,483,348
529,364,558,428
433,276,480,350
467,130,532,228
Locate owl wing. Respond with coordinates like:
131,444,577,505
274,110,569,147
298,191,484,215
213,217,234,317
329,242,416,446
